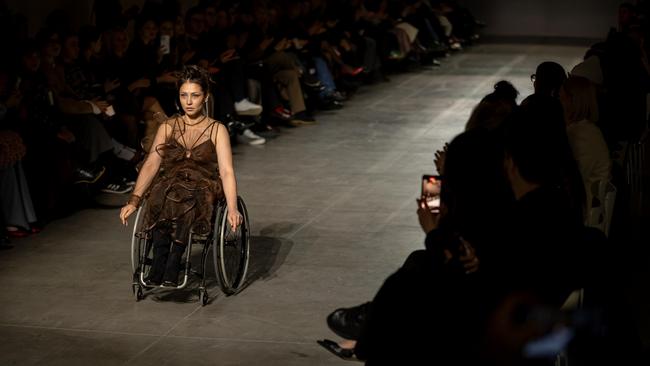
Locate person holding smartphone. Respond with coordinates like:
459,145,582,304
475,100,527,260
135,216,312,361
319,129,512,363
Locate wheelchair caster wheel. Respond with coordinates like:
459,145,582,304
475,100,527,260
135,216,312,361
136,287,144,301
199,290,209,306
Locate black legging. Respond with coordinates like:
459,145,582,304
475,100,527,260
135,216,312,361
149,227,186,284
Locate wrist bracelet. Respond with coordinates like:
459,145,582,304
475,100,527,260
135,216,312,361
126,194,142,208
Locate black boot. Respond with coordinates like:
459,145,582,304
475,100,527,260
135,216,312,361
162,244,185,286
145,230,170,285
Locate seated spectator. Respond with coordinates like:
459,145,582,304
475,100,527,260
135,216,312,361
437,80,518,175
0,129,38,238
495,98,585,302
14,42,95,222
465,80,519,131
100,26,168,152
321,128,513,364
265,37,316,125
193,4,266,144
599,21,649,145
323,98,588,365
519,94,586,221
42,29,133,194
124,16,177,146
559,76,611,215
532,61,567,98
571,44,605,86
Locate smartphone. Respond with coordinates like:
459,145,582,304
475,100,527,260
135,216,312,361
421,175,442,213
160,35,171,55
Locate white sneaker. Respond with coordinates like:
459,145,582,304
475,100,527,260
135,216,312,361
234,99,263,116
239,129,266,145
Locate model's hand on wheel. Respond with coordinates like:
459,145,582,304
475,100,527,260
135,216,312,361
120,204,137,226
227,208,243,231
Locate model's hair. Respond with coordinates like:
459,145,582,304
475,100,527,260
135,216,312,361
177,65,211,93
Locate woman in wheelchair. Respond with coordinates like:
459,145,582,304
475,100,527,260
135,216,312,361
119,65,242,287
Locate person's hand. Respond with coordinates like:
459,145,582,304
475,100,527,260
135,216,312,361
92,99,110,113
292,38,308,50
458,237,480,274
120,204,137,226
128,78,151,91
416,197,440,233
56,127,75,143
274,38,289,51
104,78,121,93
227,207,243,230
434,143,448,175
219,49,238,63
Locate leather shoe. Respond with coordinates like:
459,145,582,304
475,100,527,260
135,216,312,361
326,302,370,340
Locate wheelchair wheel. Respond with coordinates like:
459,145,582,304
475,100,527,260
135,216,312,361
130,202,150,279
213,196,250,295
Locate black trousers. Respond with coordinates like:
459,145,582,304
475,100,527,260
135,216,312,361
149,227,186,284
355,250,484,365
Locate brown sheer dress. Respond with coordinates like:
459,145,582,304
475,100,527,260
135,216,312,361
143,117,224,244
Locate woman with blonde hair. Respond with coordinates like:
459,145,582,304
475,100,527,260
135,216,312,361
559,75,611,214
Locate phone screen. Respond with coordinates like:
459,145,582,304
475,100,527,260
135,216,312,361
160,35,171,55
421,175,441,212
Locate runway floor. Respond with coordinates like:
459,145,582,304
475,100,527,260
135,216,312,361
0,43,587,365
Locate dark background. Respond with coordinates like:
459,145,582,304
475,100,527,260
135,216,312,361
5,0,621,39
462,0,620,39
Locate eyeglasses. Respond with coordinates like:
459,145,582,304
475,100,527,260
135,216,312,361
530,74,536,82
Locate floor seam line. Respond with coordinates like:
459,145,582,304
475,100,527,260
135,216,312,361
0,322,315,345
122,305,203,365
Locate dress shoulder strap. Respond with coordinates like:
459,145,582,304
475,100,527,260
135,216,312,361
209,120,220,147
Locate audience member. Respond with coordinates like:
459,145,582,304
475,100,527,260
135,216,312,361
321,128,512,364
559,76,611,215
532,61,567,98
465,80,519,131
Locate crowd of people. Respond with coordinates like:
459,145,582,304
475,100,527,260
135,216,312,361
0,0,482,245
318,2,650,365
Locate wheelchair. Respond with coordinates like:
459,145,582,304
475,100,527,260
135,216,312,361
130,196,251,305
